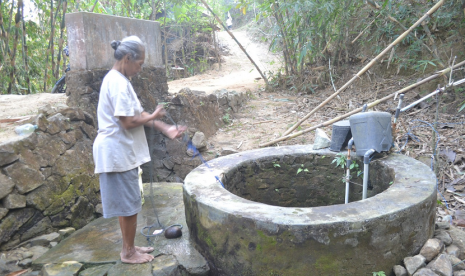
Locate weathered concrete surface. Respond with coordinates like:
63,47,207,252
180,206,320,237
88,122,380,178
66,12,163,70
183,145,437,276
32,183,209,276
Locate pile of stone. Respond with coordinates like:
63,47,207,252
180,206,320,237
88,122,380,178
0,227,75,275
393,222,465,276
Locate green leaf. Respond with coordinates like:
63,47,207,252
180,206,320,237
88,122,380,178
297,168,303,175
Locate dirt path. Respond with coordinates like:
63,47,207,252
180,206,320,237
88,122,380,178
168,30,281,94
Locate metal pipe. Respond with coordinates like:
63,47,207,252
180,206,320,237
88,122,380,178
345,138,355,204
363,149,376,200
394,94,404,124
401,77,465,113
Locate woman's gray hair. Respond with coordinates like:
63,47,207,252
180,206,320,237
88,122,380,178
110,36,145,61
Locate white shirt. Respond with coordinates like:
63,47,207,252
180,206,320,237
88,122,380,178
93,70,150,173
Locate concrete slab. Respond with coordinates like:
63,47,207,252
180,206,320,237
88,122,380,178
32,183,209,275
66,12,163,70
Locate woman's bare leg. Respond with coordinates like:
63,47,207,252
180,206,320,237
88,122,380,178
118,214,154,264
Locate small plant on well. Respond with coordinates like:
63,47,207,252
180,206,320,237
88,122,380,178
372,271,386,276
272,161,280,168
296,164,309,175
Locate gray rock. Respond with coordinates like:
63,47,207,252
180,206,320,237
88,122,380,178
152,255,180,276
0,144,19,167
46,113,71,135
421,239,445,262
436,230,453,246
448,227,465,259
221,147,238,156
413,268,440,276
41,261,83,276
394,265,408,276
162,159,175,170
446,255,465,271
428,254,453,276
0,173,15,199
107,262,152,276
0,208,8,220
404,255,427,276
313,128,331,150
0,208,36,246
58,227,76,239
27,232,61,248
4,162,45,194
192,132,207,150
79,264,113,276
70,196,95,229
38,104,53,116
3,193,26,209
436,222,451,230
18,258,32,268
454,271,465,276
95,204,103,216
29,246,50,261
446,244,461,258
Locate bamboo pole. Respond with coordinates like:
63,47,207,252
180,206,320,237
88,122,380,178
282,0,445,137
198,0,269,87
260,59,465,147
20,0,30,94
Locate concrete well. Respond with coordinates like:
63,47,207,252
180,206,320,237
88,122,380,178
183,145,437,276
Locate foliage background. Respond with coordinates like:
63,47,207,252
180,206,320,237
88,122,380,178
0,0,464,95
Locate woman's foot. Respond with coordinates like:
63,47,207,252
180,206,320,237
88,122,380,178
135,246,154,254
120,248,154,264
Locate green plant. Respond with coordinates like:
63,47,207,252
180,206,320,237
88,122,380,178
332,153,347,169
272,161,281,168
296,164,309,175
222,113,231,124
372,271,386,276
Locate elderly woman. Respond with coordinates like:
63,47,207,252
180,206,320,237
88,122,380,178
93,36,186,264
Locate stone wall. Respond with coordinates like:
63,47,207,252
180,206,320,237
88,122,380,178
66,67,247,182
0,107,98,250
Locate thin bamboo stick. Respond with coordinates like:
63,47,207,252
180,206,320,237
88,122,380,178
259,59,465,147
282,0,445,137
198,0,269,87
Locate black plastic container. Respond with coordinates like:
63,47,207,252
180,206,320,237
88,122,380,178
349,112,392,156
329,120,352,152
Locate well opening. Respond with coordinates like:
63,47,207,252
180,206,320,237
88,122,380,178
183,145,437,276
224,154,394,207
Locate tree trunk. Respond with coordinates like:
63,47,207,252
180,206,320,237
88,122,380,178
20,0,30,94
7,0,21,94
55,1,67,79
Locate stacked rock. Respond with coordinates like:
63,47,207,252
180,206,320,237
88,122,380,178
393,222,465,276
